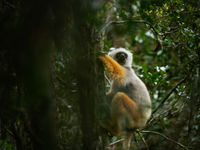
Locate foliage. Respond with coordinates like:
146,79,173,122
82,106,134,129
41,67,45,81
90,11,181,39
0,0,199,150
101,0,200,149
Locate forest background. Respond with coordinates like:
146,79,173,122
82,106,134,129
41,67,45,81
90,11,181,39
0,0,200,150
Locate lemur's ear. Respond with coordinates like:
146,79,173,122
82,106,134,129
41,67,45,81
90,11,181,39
110,47,116,51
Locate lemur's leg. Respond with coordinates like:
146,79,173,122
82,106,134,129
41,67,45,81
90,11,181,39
122,131,133,150
99,55,126,84
104,92,140,136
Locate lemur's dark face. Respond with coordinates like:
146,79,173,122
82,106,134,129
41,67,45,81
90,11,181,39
115,52,128,65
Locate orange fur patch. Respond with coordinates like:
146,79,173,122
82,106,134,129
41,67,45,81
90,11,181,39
112,92,140,121
99,55,125,84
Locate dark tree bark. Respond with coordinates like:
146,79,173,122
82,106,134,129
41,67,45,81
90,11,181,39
72,1,106,150
0,0,107,149
0,1,56,150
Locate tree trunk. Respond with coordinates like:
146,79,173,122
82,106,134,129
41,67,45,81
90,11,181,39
73,1,106,150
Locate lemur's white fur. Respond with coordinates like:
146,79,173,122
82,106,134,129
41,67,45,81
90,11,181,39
108,47,133,68
100,48,151,150
108,47,151,123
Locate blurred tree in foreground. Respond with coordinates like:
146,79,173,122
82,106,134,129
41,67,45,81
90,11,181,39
0,0,105,150
0,0,200,150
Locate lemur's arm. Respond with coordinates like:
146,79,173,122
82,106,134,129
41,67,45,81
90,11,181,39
99,55,125,84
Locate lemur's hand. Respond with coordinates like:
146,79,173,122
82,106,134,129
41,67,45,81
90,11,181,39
98,51,107,62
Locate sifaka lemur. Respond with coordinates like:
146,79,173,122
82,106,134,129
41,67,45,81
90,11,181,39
99,48,151,150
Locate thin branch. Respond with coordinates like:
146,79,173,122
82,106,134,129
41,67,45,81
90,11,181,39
136,130,149,150
109,138,124,146
152,76,187,115
140,130,189,150
100,19,160,37
4,127,15,137
109,20,161,35
153,27,179,51
104,73,111,85
148,100,185,127
100,19,180,52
